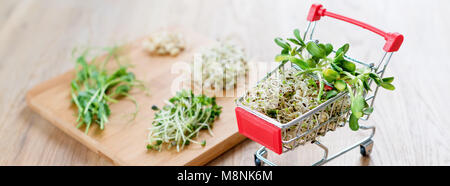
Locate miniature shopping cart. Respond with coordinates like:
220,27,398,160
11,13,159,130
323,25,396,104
235,4,403,166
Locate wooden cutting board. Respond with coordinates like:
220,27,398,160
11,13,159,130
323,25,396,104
25,28,246,165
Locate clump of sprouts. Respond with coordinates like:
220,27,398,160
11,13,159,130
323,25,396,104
147,90,222,152
142,31,185,56
242,67,351,148
194,40,248,90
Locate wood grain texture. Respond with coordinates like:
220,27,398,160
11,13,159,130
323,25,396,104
1,0,449,166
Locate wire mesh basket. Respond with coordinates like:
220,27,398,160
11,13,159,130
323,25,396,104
235,4,403,166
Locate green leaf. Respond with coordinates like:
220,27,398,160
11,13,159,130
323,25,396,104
322,68,339,82
369,73,382,86
293,29,305,46
342,60,356,72
201,140,206,147
382,77,394,83
333,52,345,65
76,55,88,66
115,84,131,95
306,42,326,58
290,46,298,55
363,80,371,91
368,72,380,79
98,102,106,117
319,43,333,56
287,38,302,46
275,54,290,62
105,103,111,116
83,111,92,126
351,94,365,118
267,109,277,118
381,82,395,90
325,44,333,56
349,114,360,131
334,80,347,91
107,67,127,84
336,43,349,56
71,80,80,92
306,58,317,68
274,38,290,50
290,57,309,70
330,62,343,72
146,144,153,150
124,72,136,82
325,90,338,99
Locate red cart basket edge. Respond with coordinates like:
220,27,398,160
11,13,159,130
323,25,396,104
236,107,283,154
235,3,404,155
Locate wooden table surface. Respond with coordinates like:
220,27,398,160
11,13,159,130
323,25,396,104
1,0,449,166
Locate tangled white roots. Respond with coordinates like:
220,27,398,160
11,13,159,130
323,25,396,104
195,41,248,90
142,32,185,56
242,67,351,149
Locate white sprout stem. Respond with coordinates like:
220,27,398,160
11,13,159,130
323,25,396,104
148,91,220,151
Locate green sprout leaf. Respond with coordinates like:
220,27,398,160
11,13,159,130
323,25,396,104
342,60,356,72
275,54,290,62
325,90,338,99
336,43,349,56
274,38,290,50
363,80,371,91
293,29,305,46
71,46,147,134
201,140,207,147
349,113,360,131
306,42,326,58
351,94,365,118
382,77,394,83
335,80,347,91
322,68,339,83
306,58,317,68
290,57,309,70
369,73,382,86
287,38,302,46
319,43,333,56
381,82,395,90
333,52,345,65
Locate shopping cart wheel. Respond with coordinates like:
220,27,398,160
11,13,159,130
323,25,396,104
254,154,262,166
360,139,374,156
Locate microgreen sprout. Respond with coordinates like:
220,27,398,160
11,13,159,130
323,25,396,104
70,46,147,134
242,68,351,147
274,28,396,131
147,90,222,152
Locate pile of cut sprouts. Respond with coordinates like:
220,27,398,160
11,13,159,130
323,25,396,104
242,67,350,148
147,90,222,152
142,31,185,56
195,41,248,90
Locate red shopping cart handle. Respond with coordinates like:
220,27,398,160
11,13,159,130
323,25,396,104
307,4,403,52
